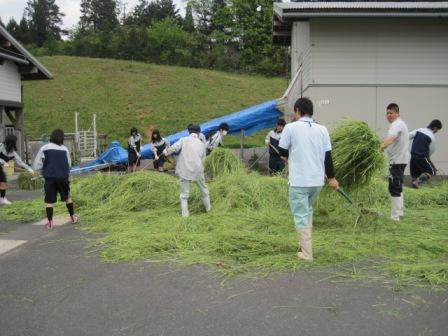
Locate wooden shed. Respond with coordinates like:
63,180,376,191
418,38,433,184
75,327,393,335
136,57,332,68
0,24,53,157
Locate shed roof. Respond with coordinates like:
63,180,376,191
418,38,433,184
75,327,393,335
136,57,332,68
273,1,448,45
0,25,53,80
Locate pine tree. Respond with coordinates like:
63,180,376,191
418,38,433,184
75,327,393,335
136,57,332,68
79,0,119,32
25,0,64,46
183,3,195,32
127,0,180,27
6,18,20,36
18,16,32,44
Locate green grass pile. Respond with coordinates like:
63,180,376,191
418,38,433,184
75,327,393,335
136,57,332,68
17,172,44,190
331,120,386,189
1,153,447,285
205,148,245,178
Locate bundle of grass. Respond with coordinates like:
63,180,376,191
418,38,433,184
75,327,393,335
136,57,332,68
204,148,244,178
17,172,44,190
331,120,386,189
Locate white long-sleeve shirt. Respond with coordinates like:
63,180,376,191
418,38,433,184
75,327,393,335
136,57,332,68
206,131,223,151
164,134,206,181
0,143,33,172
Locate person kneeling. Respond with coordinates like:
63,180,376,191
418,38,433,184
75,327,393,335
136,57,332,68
163,124,211,217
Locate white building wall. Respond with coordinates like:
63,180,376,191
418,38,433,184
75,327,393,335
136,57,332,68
0,60,21,102
303,86,448,174
289,18,448,173
310,18,448,85
291,21,312,89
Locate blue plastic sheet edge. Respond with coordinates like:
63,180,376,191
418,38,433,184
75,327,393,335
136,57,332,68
72,100,282,173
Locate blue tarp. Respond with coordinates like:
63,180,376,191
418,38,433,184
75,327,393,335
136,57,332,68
72,100,282,173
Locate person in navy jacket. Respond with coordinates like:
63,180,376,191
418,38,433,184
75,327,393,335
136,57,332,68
33,129,78,229
409,119,442,188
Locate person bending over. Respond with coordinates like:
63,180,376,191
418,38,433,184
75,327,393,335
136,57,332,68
409,119,442,188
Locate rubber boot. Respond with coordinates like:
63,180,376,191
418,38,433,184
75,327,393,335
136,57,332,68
399,194,404,217
296,227,313,261
202,196,211,213
418,173,429,186
181,199,189,218
390,197,401,221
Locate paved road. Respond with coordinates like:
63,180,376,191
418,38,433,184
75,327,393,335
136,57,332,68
1,191,447,336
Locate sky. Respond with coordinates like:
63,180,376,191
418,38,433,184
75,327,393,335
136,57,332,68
1,0,187,28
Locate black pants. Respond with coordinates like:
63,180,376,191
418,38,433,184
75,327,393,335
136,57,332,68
44,179,70,203
153,157,166,170
0,166,6,183
388,164,406,197
269,156,285,174
410,156,436,179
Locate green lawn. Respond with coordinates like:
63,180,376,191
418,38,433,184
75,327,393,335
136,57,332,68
23,56,285,146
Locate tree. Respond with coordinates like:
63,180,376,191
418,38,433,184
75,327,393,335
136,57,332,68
79,0,119,32
224,0,286,74
18,16,32,44
25,0,64,46
126,0,181,27
6,18,20,36
146,17,197,66
183,3,195,32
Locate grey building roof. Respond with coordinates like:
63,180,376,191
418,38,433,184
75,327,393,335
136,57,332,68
0,25,53,80
273,1,448,45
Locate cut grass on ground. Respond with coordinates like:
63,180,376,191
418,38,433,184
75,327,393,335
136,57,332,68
2,170,447,286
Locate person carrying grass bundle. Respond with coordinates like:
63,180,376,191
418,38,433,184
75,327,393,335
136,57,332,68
278,98,339,262
409,119,442,188
128,127,142,173
380,103,409,221
265,118,287,174
151,129,170,172
32,129,78,229
163,124,211,217
206,122,229,155
0,135,34,205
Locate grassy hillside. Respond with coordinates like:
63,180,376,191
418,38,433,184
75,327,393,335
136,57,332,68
23,56,285,145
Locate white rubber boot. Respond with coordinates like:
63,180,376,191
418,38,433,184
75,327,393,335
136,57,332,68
296,227,313,261
180,199,189,218
390,197,401,221
398,193,404,217
0,197,12,205
202,196,211,213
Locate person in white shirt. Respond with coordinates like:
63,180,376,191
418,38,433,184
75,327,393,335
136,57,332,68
128,127,142,173
206,122,229,154
380,103,410,221
409,119,442,188
163,124,211,217
279,98,339,261
265,118,287,174
0,134,34,205
151,129,170,172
